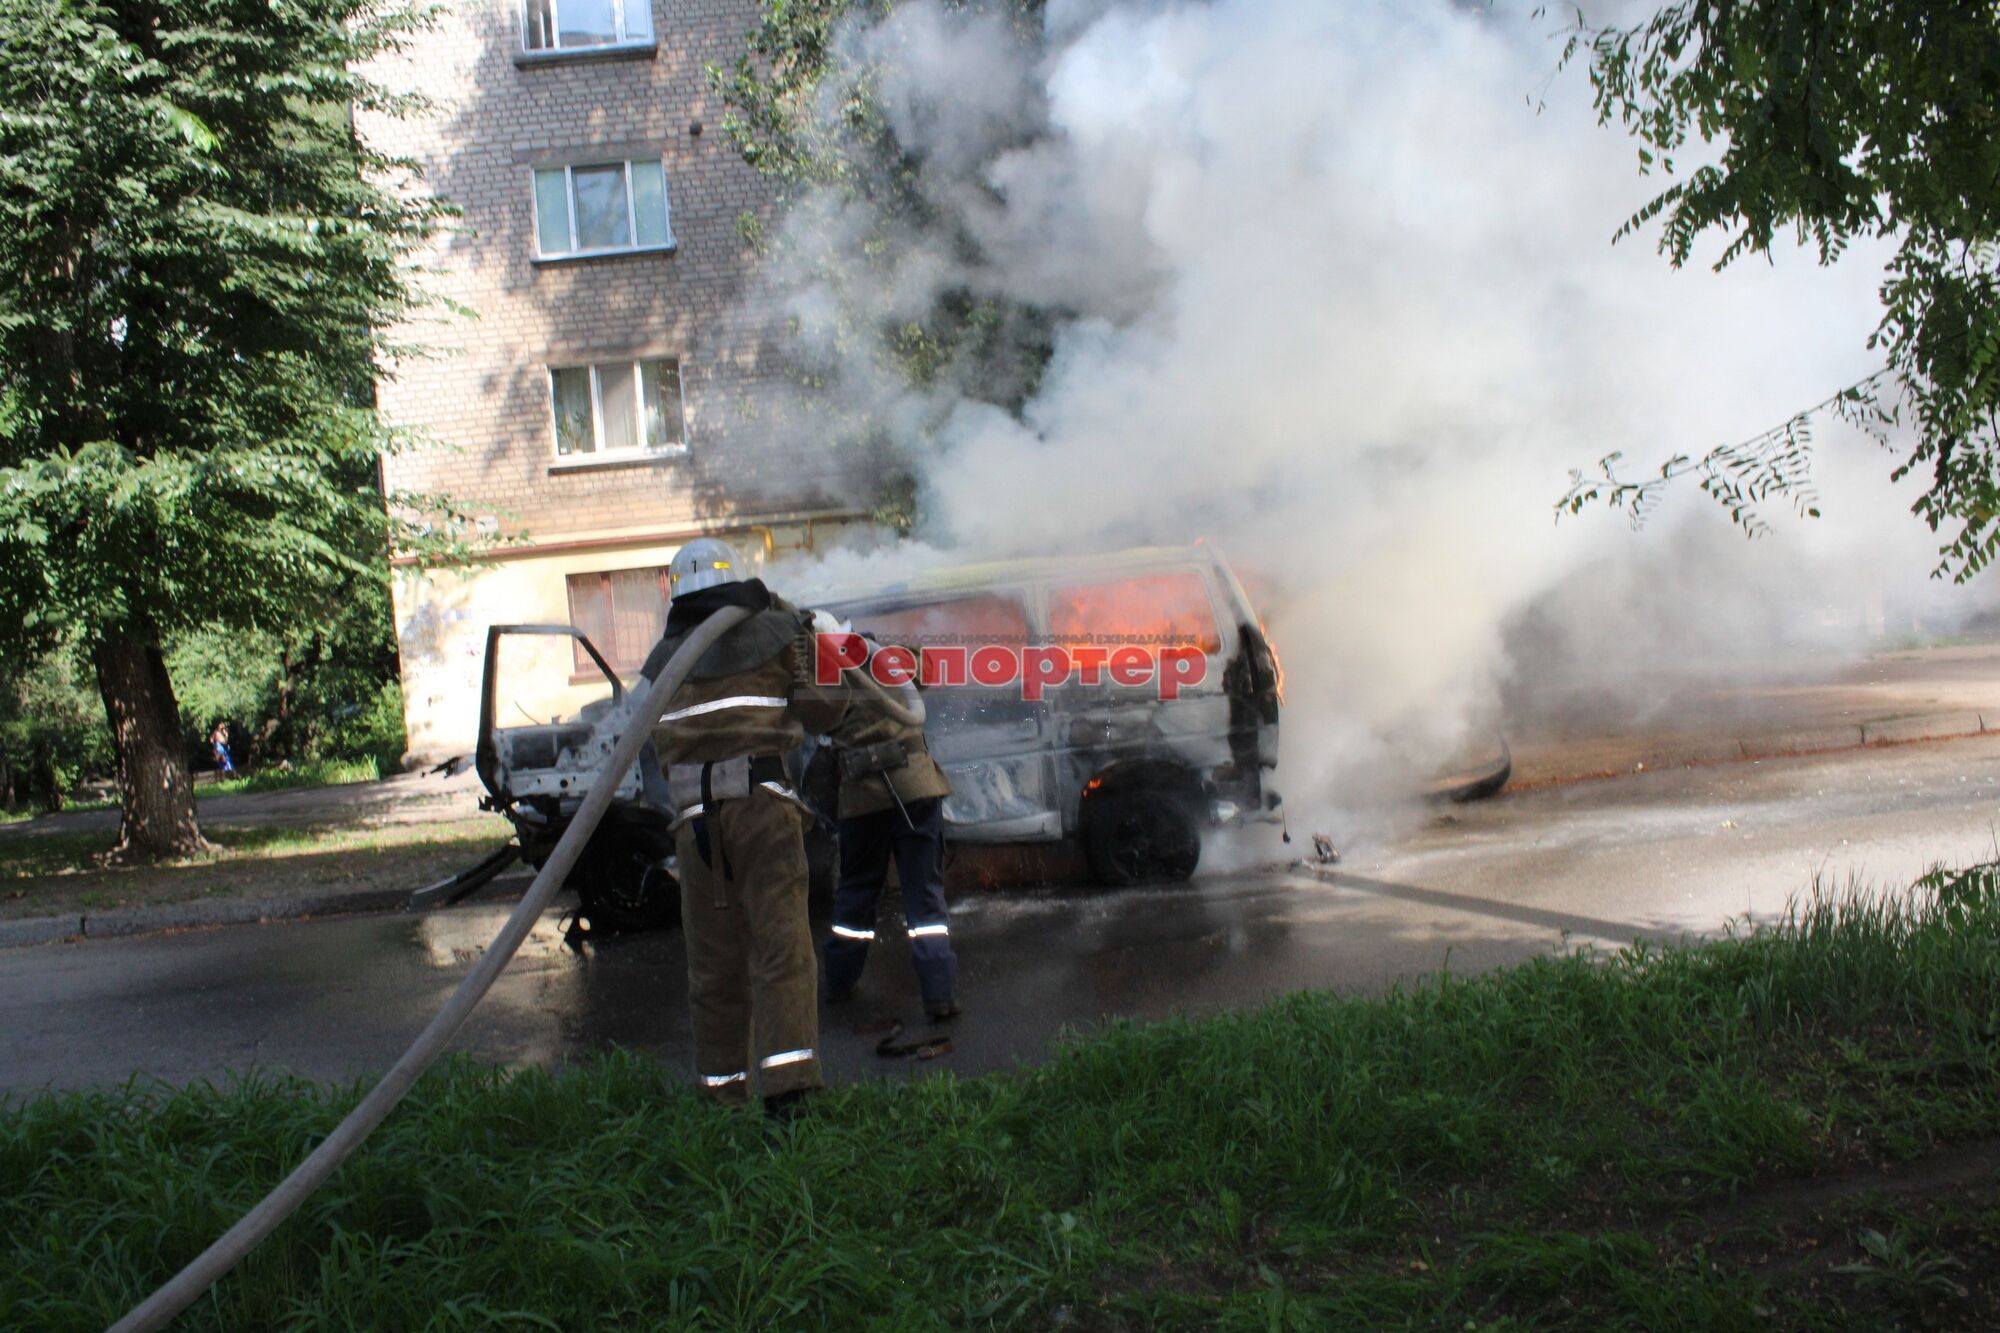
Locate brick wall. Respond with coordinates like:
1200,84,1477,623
359,0,850,544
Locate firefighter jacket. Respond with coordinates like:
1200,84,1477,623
642,579,847,790
828,640,954,820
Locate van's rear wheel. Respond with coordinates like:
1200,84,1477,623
1084,789,1201,886
570,821,680,932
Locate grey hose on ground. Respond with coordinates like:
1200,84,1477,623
109,603,754,1333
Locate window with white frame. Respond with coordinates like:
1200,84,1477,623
522,0,653,52
550,357,686,460
533,160,672,258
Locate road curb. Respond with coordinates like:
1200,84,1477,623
1859,712,1987,746
1513,710,1996,790
79,889,413,940
0,915,84,948
0,873,533,950
1738,724,1868,758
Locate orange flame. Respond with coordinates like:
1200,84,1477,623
1259,617,1287,706
1046,572,1222,654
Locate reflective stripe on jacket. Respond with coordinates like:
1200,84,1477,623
650,592,847,770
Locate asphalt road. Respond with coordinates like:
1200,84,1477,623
4,735,1999,1097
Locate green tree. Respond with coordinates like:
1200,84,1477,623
0,0,461,857
0,642,113,813
1557,2,2000,579
170,562,407,769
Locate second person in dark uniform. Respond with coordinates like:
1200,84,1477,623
821,635,960,1019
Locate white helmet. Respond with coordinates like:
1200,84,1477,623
669,537,743,598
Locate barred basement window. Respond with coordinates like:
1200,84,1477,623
522,0,653,52
566,566,671,675
549,357,685,460
532,160,672,259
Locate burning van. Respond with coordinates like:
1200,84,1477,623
448,545,1283,930
801,545,1285,885
441,543,1513,929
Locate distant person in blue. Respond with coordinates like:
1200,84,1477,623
209,721,234,774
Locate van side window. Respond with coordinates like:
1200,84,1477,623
852,594,1031,647
1047,572,1223,656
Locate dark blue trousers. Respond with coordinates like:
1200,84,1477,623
824,796,957,1006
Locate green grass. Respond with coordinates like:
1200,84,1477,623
0,796,114,820
0,818,506,882
3,868,1999,1330
197,756,383,799
1,756,385,825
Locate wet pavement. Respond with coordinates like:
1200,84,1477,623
4,733,1999,1096
0,870,1575,1096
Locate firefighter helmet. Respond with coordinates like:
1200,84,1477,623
669,537,742,598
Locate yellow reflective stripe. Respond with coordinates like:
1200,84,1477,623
908,923,950,938
759,1048,815,1069
701,1071,747,1087
830,924,874,940
658,695,788,723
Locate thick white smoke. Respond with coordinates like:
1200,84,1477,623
761,0,1993,834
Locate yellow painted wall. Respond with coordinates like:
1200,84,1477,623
392,543,689,760
391,516,871,762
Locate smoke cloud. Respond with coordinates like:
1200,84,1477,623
758,0,1994,835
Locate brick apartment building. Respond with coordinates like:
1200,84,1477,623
359,0,871,761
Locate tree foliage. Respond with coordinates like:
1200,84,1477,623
0,0,467,853
1556,1,2000,579
0,0,463,649
168,562,407,771
0,643,112,813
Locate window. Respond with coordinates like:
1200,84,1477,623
522,0,652,52
549,357,685,459
1047,572,1223,656
532,160,672,258
566,566,671,675
848,594,1032,647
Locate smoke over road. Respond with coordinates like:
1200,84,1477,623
758,0,1992,832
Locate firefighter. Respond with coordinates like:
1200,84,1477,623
821,634,960,1020
642,538,845,1119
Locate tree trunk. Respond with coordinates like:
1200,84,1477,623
276,641,295,757
94,633,209,859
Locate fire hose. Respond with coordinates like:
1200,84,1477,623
109,603,755,1333
836,636,925,728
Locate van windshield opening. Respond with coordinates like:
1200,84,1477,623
1047,572,1222,656
849,593,1032,648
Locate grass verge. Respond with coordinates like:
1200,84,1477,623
195,757,384,799
3,868,1998,1330
0,758,389,828
0,818,512,919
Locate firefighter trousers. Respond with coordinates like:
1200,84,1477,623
824,796,957,1007
676,786,821,1104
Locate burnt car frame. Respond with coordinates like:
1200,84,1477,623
804,545,1285,886
454,544,1508,928
455,546,1286,928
